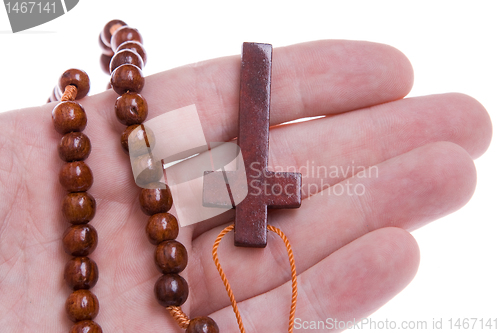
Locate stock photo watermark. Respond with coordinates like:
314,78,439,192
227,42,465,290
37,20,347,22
261,160,379,199
3,0,79,32
294,317,498,330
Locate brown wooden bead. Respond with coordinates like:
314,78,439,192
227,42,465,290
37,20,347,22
70,320,103,333
139,186,173,215
146,213,179,245
186,317,220,333
110,49,144,73
100,53,112,75
52,101,87,134
121,124,139,153
58,69,90,100
101,19,127,46
155,240,188,274
154,274,189,307
116,41,147,65
62,224,98,256
110,26,143,51
62,192,96,224
121,124,156,155
64,256,99,290
59,161,93,192
65,289,99,322
132,153,163,185
98,33,113,56
114,92,148,125
110,64,144,95
58,132,91,162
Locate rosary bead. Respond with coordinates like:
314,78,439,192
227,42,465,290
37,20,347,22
110,64,145,95
132,153,163,185
139,186,173,215
64,256,99,290
146,213,179,245
100,54,112,75
121,124,156,155
65,289,99,322
114,92,148,125
154,240,188,274
62,224,98,256
110,26,143,51
120,124,139,153
52,101,87,134
98,33,113,56
154,274,189,307
62,192,96,224
59,161,93,192
116,41,147,65
58,69,90,100
102,19,127,46
186,317,220,333
70,320,102,333
110,49,144,73
58,132,91,162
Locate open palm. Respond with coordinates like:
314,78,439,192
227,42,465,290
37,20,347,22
0,40,492,332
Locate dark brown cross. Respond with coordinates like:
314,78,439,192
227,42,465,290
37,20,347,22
203,42,302,248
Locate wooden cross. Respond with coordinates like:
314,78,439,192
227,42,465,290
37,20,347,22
203,42,302,247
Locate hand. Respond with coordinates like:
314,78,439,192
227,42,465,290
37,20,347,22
0,40,492,332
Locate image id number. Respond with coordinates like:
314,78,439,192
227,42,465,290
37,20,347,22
5,2,56,14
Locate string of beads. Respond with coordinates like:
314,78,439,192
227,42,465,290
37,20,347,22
99,20,220,333
50,69,103,333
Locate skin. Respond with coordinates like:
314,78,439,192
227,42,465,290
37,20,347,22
0,40,492,332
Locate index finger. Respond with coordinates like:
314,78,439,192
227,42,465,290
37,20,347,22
90,39,414,142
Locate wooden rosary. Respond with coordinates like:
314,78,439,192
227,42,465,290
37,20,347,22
48,19,300,333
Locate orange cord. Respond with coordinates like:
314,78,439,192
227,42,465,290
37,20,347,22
212,224,298,333
267,224,298,333
166,305,190,329
60,85,77,101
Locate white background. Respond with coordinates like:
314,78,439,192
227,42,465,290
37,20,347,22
1,0,498,331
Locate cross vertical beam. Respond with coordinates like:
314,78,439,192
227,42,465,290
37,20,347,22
203,42,302,247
